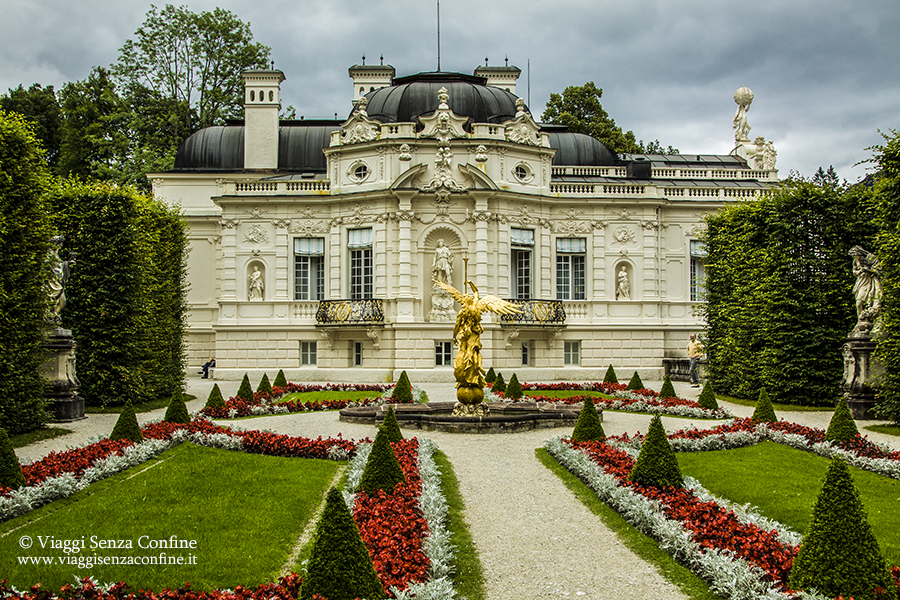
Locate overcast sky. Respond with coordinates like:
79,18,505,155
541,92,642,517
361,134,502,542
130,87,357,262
3,0,897,181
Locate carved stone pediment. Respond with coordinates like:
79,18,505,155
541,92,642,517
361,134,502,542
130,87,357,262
418,87,469,143
502,98,541,146
341,97,380,144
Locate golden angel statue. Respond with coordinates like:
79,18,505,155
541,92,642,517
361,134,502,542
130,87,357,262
433,276,522,408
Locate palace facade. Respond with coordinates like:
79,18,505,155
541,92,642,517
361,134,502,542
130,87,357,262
151,65,778,382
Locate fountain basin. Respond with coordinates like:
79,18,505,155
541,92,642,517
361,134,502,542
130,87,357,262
340,401,595,434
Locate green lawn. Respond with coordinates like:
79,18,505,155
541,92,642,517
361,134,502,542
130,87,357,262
0,443,340,591
678,441,900,567
715,394,834,412
10,427,73,448
277,390,381,404
865,424,900,437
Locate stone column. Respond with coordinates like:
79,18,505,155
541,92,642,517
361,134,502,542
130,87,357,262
394,191,416,322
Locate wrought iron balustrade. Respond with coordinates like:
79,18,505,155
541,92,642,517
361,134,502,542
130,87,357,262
500,299,566,325
316,299,385,325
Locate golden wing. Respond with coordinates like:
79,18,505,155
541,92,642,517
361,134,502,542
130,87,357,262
433,277,469,305
477,295,523,315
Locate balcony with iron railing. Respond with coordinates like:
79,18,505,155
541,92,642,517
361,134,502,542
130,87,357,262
499,299,567,326
316,299,385,326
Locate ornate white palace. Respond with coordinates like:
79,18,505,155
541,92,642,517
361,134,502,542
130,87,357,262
150,64,778,382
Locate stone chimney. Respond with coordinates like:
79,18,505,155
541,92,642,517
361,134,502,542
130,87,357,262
349,63,395,105
474,64,521,95
242,69,285,170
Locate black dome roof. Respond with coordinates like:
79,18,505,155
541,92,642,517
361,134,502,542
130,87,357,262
173,122,340,172
363,72,522,125
547,131,617,167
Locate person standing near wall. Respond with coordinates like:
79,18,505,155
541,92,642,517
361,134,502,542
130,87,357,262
687,333,704,387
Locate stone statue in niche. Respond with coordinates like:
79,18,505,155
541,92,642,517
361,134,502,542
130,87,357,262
429,241,456,322
46,235,75,325
616,266,631,300
431,239,454,283
850,245,882,336
248,266,264,301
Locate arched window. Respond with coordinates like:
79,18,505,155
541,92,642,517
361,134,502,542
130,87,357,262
269,90,274,101
249,90,255,102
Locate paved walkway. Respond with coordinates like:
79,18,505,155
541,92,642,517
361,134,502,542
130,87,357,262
15,378,900,599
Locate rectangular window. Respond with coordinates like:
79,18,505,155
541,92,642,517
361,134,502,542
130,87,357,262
435,341,453,366
354,341,363,366
294,238,324,300
556,238,586,300
521,342,530,366
348,228,373,300
690,240,707,302
300,341,317,365
511,228,534,300
564,341,580,365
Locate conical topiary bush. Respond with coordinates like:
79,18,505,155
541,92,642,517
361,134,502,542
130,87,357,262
825,397,859,442
0,428,26,491
628,415,683,488
484,366,496,384
380,405,404,444
505,373,523,400
257,373,272,395
110,401,143,442
493,373,506,394
751,388,777,423
358,428,406,495
163,393,191,424
697,383,719,410
391,370,413,403
300,486,386,600
236,374,254,401
273,369,288,388
571,398,605,442
604,364,618,384
658,375,676,400
627,371,644,391
205,383,226,410
788,458,894,600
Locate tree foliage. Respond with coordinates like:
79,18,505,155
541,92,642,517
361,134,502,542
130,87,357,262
825,397,859,442
1,84,62,168
751,388,777,423
0,427,26,491
874,130,900,424
505,373,523,400
541,82,677,154
628,415,683,489
700,176,877,405
571,398,605,442
110,401,143,442
603,364,618,384
358,428,405,496
0,110,53,434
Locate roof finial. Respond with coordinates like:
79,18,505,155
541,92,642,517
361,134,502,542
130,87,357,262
485,56,489,66
380,54,384,65
270,60,274,70
362,54,366,66
505,55,508,66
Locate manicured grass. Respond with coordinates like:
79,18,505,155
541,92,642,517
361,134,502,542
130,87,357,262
9,427,73,448
716,394,834,412
678,440,900,567
86,394,196,414
0,443,339,591
865,424,900,437
537,449,720,600
434,449,486,600
278,390,381,404
524,390,612,400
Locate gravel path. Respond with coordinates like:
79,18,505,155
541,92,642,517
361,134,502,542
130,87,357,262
16,378,900,600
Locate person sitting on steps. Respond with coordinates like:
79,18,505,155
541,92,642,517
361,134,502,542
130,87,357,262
199,358,215,379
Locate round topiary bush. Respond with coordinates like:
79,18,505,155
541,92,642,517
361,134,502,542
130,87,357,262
505,373,523,400
110,401,143,442
236,374,254,401
627,371,644,390
257,373,272,395
391,370,413,403
205,383,226,410
300,486,386,600
571,398,605,442
657,375,676,400
825,397,859,442
163,393,191,424
697,383,719,410
358,428,406,495
484,367,496,383
751,388,777,423
0,427,26,490
380,405,404,444
492,373,506,394
628,415,683,489
273,369,288,388
789,457,895,600
603,364,619,384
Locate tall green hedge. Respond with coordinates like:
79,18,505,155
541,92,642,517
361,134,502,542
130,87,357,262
700,177,877,406
875,131,900,424
0,110,53,433
48,181,187,407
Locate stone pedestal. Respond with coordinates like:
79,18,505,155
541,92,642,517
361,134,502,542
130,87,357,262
42,327,85,422
841,334,882,420
429,285,456,322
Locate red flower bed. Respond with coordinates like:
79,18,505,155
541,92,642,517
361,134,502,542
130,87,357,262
20,438,134,486
200,383,398,419
571,439,797,587
353,438,430,596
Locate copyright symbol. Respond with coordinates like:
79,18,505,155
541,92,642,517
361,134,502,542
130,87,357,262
19,536,32,549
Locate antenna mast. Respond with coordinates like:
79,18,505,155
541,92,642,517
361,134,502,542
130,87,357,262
436,0,441,71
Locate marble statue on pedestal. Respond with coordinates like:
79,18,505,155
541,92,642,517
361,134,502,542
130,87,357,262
46,235,74,325
842,245,884,419
429,241,457,322
616,266,630,300
850,245,883,336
